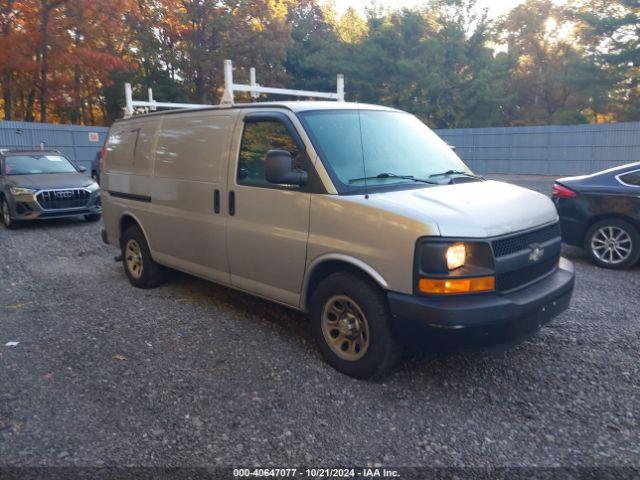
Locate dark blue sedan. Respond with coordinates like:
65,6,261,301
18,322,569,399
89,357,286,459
553,162,640,269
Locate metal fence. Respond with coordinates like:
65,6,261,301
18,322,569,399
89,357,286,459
0,120,108,173
2,119,639,177
435,122,640,176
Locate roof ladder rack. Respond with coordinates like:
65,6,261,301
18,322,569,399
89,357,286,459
124,59,345,117
220,59,344,106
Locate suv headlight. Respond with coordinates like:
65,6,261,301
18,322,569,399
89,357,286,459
9,187,37,196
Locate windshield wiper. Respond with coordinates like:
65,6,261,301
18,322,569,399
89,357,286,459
348,172,439,185
429,170,485,180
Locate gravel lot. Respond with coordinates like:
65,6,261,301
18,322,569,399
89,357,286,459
0,176,639,469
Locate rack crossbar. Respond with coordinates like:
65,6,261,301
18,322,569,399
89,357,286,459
123,59,345,117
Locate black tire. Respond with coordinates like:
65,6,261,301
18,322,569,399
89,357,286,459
121,225,167,288
584,218,640,270
1,197,17,229
84,213,102,222
310,272,402,380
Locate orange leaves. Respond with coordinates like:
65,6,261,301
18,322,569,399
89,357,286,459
0,0,138,123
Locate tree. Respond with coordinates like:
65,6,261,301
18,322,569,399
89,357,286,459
572,0,640,121
497,0,601,124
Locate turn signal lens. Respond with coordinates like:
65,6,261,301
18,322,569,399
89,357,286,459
446,243,466,270
419,276,495,295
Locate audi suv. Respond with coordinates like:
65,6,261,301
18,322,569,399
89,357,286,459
0,149,102,229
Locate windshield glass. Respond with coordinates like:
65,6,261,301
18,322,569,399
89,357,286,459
299,110,472,193
4,155,77,175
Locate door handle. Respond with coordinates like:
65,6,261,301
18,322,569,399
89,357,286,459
214,189,220,214
229,190,235,216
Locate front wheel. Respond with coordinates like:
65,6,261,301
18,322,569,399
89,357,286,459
84,213,102,222
121,225,167,288
1,197,16,229
310,272,402,380
585,218,640,270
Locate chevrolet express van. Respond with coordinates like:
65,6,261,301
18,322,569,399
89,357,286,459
101,102,575,379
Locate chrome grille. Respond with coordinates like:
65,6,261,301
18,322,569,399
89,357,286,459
36,189,90,210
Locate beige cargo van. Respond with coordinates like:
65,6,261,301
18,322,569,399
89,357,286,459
101,101,574,379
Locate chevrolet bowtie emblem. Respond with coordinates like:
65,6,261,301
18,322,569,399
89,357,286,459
529,245,544,262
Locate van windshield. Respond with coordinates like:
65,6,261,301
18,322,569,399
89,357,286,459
4,155,77,175
299,110,472,193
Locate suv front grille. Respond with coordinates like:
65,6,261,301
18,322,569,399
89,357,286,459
492,223,560,258
36,189,90,210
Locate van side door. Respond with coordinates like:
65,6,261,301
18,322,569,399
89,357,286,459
226,111,312,307
147,110,236,284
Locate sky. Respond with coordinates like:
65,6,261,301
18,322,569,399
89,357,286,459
326,0,531,19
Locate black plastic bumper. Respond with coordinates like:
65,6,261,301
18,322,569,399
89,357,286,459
387,257,575,348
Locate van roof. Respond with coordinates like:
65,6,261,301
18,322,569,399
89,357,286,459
115,101,401,122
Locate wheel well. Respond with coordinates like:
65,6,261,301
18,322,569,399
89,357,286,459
119,215,140,245
585,213,640,238
303,259,384,311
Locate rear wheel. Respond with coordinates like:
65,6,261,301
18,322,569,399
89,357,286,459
84,213,102,222
585,218,640,269
121,225,167,288
310,272,402,380
1,197,16,229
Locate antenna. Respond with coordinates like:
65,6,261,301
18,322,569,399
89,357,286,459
356,103,369,199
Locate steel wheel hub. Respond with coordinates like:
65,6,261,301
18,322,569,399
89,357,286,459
125,239,144,279
591,226,632,265
321,295,370,362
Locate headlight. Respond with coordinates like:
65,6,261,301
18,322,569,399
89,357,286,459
416,239,495,295
446,243,466,270
9,187,37,196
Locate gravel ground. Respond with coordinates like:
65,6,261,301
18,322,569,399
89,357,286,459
0,176,639,469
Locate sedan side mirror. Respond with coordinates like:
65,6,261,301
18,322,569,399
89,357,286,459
265,149,307,186
77,165,87,173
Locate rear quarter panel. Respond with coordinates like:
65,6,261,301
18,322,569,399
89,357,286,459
101,116,160,247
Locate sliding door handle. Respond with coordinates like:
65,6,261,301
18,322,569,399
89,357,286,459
213,189,220,214
229,190,235,216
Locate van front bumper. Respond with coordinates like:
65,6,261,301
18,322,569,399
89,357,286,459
387,257,574,347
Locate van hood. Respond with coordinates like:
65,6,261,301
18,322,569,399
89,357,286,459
365,180,558,238
5,173,94,190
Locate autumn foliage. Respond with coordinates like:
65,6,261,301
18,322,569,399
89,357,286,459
0,0,638,127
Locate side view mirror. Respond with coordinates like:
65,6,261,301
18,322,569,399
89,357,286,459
265,149,307,186
77,165,87,173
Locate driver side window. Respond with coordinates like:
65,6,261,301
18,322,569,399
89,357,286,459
237,120,301,187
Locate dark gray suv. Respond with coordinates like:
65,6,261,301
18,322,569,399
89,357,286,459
0,150,102,229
